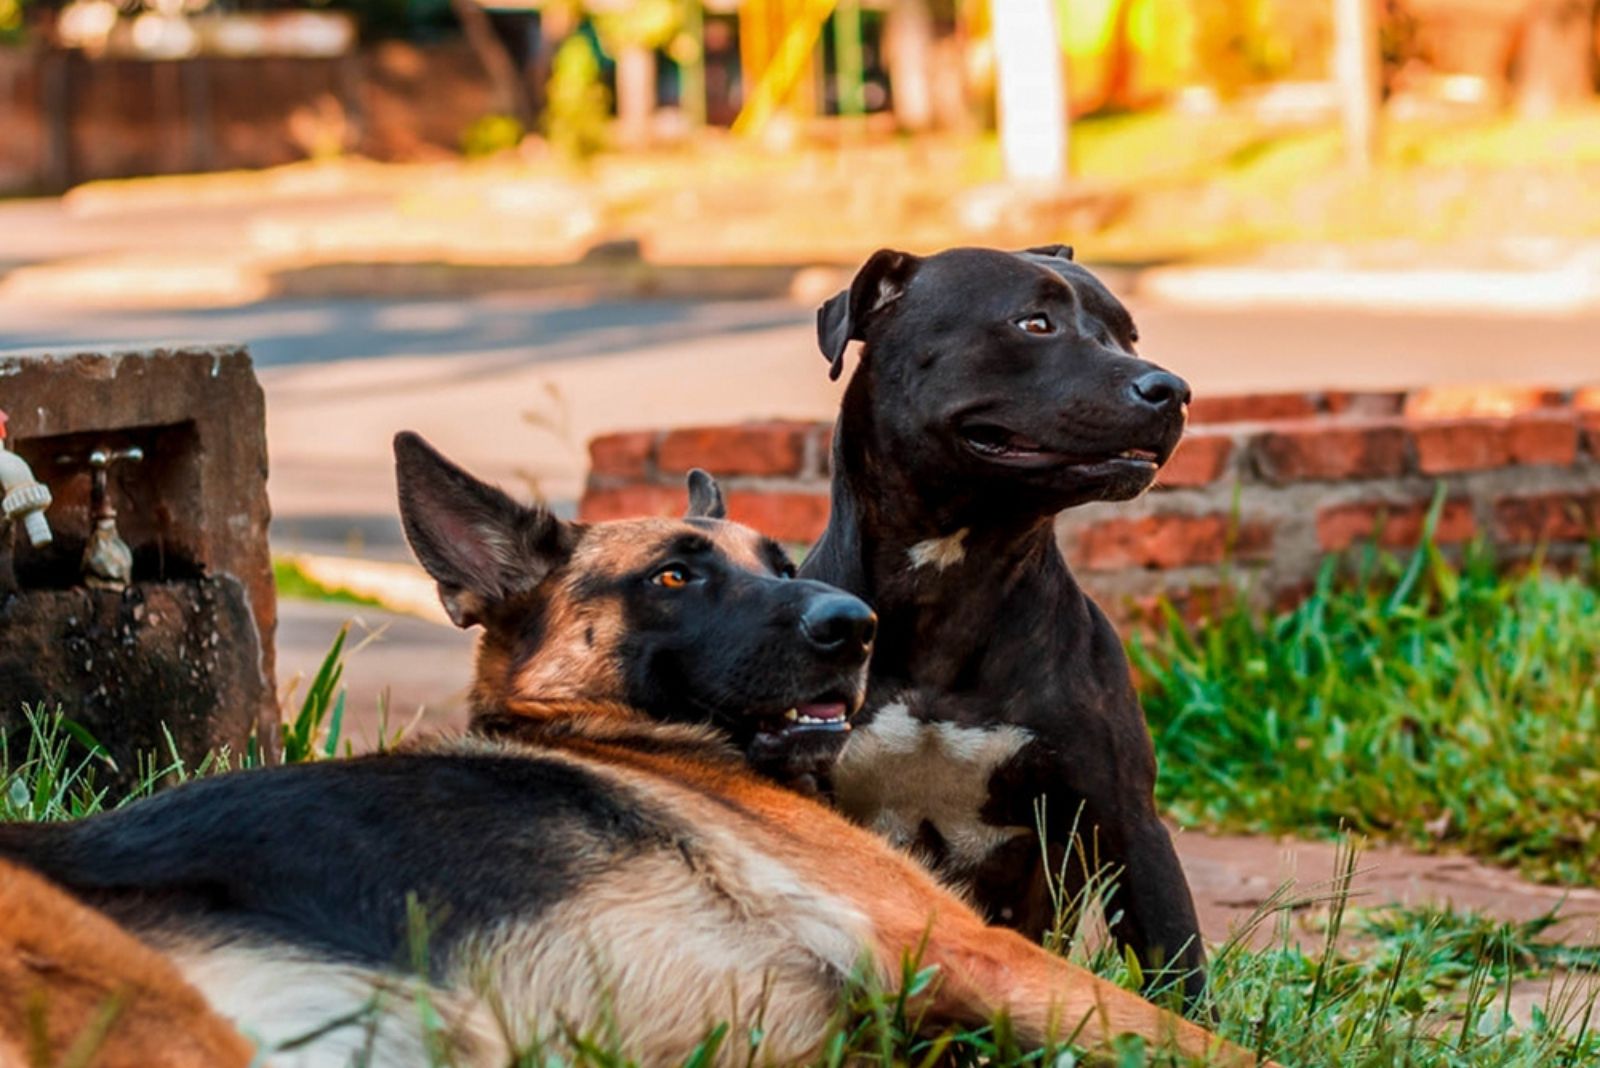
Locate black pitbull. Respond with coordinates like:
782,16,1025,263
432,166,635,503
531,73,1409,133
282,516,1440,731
800,245,1206,1006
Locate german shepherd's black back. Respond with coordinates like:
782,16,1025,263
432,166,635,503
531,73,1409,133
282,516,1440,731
0,746,670,969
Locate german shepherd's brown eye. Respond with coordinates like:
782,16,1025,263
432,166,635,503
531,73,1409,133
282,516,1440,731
1016,314,1053,336
651,566,690,589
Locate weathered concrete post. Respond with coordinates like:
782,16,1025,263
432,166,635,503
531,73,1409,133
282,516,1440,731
0,344,277,784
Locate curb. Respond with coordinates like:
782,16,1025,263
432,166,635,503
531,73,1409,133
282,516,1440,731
1136,263,1600,314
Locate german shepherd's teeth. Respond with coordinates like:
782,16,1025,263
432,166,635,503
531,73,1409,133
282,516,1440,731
785,708,799,721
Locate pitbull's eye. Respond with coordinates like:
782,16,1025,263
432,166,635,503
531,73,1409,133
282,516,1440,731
1016,314,1054,336
651,566,690,589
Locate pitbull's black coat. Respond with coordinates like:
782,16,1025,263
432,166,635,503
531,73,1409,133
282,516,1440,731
802,246,1207,1005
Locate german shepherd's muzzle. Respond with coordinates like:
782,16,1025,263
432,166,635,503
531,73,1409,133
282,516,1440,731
0,435,1261,1068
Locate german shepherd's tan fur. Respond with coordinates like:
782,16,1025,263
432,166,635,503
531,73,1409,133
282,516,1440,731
0,859,253,1068
0,435,1264,1068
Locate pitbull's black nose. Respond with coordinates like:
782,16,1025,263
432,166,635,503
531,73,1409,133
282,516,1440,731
1130,370,1191,412
800,594,877,657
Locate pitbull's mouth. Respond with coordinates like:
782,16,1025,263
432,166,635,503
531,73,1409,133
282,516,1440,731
959,425,1165,470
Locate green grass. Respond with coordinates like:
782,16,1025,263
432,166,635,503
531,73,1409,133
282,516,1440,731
6,705,1600,1065
273,555,383,608
10,533,1600,1065
1136,521,1600,887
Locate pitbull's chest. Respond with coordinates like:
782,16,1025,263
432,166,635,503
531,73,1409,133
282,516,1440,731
832,698,1036,872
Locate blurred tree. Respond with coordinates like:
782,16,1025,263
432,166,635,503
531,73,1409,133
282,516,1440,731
449,0,534,123
1192,0,1294,94
1377,0,1426,99
592,0,681,143
884,0,932,130
1513,0,1596,115
1101,0,1137,110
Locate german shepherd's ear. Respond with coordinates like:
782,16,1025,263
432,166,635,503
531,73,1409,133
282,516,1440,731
684,468,726,520
394,432,577,628
817,248,922,381
1022,243,1074,261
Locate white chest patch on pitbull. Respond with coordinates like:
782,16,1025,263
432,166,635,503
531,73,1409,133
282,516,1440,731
833,701,1033,870
907,529,968,571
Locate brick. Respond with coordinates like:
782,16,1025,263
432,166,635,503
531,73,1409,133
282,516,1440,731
723,490,830,543
1126,583,1234,629
1411,419,1509,474
1504,412,1579,467
1074,514,1273,571
658,421,809,477
1250,422,1409,484
1493,492,1600,544
1155,432,1234,489
1316,498,1476,552
1271,581,1317,615
587,431,656,480
1583,411,1600,458
579,484,685,523
811,423,836,476
1324,391,1405,417
1405,385,1561,419
1188,392,1317,425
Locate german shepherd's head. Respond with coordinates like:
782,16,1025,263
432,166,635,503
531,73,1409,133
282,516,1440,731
394,432,875,772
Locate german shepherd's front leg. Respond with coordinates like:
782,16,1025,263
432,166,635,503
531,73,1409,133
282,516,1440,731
911,918,1267,1066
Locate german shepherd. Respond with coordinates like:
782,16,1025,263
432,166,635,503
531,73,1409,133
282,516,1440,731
0,858,253,1068
0,434,1260,1068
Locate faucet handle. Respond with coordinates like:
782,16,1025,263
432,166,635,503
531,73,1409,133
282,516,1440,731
89,446,144,469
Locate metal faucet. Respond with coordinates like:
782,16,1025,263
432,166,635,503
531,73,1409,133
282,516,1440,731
0,409,53,549
83,445,143,591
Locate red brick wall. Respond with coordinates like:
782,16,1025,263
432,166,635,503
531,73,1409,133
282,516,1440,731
581,385,1600,624
0,43,494,193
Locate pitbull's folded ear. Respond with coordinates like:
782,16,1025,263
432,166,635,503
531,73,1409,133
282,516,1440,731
684,468,727,520
1022,244,1074,261
816,248,923,381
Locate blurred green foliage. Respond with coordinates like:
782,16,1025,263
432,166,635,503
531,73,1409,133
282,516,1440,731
544,32,610,162
460,111,525,156
1191,0,1329,95
591,0,681,54
0,0,26,45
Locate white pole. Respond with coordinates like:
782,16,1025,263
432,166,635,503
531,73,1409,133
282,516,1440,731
1332,0,1378,171
991,0,1067,184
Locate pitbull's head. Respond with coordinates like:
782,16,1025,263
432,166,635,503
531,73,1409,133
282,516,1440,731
818,245,1189,517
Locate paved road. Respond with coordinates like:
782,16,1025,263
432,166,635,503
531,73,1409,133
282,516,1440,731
5,291,1598,553
0,294,813,370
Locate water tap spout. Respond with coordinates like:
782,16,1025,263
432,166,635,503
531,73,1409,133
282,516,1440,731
0,410,52,548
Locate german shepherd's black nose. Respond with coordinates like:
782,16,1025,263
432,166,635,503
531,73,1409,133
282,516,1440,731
1130,370,1191,412
800,593,877,658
